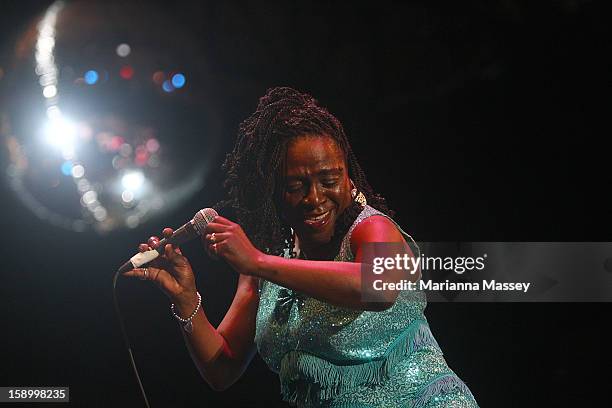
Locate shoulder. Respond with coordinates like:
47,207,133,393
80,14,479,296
350,214,405,249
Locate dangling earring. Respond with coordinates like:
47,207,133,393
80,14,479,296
350,179,367,207
284,225,298,259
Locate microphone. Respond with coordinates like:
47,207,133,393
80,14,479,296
117,208,218,274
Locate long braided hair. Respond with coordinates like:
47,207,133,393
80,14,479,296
217,87,392,257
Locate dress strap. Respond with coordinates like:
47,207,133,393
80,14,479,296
336,205,421,261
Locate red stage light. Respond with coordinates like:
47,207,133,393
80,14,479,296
119,65,134,80
152,71,165,85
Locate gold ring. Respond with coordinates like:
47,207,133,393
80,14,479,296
212,243,218,254
211,232,216,243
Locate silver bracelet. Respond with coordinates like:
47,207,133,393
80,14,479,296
170,291,202,334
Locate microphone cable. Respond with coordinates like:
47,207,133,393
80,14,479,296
112,270,151,408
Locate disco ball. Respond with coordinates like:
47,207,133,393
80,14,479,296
0,0,221,232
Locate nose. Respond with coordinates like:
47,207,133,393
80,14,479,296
303,182,325,208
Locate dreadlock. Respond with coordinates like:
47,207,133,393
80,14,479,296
216,87,392,257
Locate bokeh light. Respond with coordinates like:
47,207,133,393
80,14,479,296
43,85,57,98
162,80,174,93
61,161,73,176
152,71,165,85
121,171,144,191
171,73,185,88
145,138,159,153
43,117,77,150
116,43,131,57
84,70,99,85
121,190,134,203
71,164,85,178
119,65,134,80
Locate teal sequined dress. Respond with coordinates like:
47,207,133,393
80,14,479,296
255,205,479,407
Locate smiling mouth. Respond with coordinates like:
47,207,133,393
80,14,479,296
303,210,332,228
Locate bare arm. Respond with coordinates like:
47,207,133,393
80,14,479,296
175,274,259,391
206,215,419,311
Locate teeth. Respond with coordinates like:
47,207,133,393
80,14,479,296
306,211,329,222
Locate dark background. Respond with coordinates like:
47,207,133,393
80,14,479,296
0,1,609,407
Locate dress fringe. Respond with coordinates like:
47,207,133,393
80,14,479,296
279,319,440,405
410,374,476,408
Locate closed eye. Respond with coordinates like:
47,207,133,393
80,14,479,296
322,178,339,188
286,182,303,193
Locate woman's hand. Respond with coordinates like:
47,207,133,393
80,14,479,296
203,216,265,276
123,228,198,309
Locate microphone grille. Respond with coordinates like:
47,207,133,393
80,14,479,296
193,208,218,235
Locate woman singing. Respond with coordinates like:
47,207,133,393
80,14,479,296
124,87,479,407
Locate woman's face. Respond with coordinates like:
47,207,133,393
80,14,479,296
281,135,352,248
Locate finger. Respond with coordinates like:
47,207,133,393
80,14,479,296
205,232,230,243
126,267,177,292
138,243,150,252
208,240,228,258
205,222,230,234
148,236,161,249
122,267,154,281
205,246,219,260
159,228,183,254
122,269,139,278
147,266,169,286
208,242,219,257
201,235,218,259
213,215,233,225
164,243,185,260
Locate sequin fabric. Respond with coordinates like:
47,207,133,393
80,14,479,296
255,205,479,407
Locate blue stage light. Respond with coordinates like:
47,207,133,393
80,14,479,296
84,70,99,85
61,161,73,176
171,73,185,88
162,80,174,93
